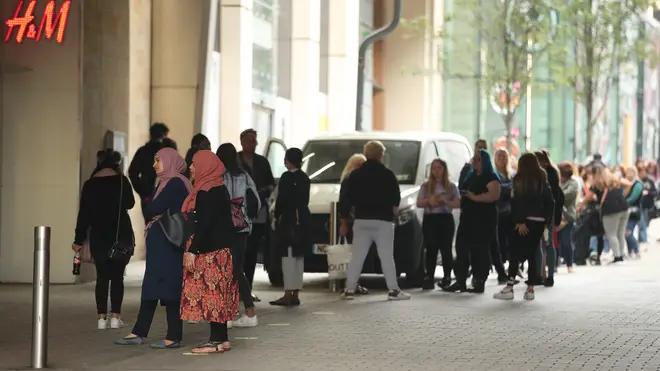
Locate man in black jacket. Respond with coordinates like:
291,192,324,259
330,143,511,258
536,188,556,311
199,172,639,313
128,122,170,221
338,141,411,301
238,129,276,296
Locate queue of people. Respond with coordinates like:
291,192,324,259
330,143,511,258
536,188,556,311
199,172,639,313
72,124,657,351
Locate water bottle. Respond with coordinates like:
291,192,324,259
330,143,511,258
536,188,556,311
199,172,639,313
72,252,81,276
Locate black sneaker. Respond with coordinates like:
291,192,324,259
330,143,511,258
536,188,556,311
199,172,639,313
437,278,451,289
543,277,554,287
442,282,467,293
422,278,435,290
467,280,485,294
497,275,509,285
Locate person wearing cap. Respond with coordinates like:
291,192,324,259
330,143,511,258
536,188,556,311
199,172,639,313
270,148,311,306
238,129,276,302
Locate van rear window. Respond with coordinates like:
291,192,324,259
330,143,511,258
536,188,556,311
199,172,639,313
301,140,421,184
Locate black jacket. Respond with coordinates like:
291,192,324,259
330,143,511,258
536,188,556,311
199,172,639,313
188,186,235,255
546,166,564,226
339,160,401,222
239,152,276,211
275,170,311,257
74,175,135,259
128,140,165,201
510,180,555,224
458,163,472,191
641,177,658,210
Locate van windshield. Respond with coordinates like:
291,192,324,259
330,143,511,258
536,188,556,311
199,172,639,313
301,140,421,184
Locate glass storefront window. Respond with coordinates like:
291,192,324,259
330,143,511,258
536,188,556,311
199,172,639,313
253,0,277,99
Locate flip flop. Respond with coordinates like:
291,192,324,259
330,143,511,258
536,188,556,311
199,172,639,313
191,342,224,354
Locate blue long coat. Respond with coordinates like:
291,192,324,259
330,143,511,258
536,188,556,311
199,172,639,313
141,178,189,303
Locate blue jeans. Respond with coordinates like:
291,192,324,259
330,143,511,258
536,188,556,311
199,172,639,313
589,236,609,254
638,209,648,243
536,225,556,279
557,222,574,267
626,218,640,255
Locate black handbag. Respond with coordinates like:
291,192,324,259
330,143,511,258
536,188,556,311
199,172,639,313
158,209,195,249
108,176,134,264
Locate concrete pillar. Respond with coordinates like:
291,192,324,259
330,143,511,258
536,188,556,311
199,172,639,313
326,0,359,134
151,0,206,150
382,0,442,132
290,0,321,146
220,0,253,147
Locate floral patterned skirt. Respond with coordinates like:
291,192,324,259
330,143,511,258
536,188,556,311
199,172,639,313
180,247,238,323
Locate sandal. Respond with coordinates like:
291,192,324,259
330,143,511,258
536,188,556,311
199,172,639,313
191,342,224,354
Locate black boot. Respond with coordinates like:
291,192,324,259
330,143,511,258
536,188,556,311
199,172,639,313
497,274,509,285
422,276,435,290
467,279,485,294
442,281,467,293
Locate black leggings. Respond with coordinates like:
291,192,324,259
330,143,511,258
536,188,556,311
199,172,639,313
422,213,455,279
231,233,254,309
507,220,545,286
209,322,229,342
455,213,496,284
245,223,268,287
496,211,512,263
94,258,126,314
132,300,183,342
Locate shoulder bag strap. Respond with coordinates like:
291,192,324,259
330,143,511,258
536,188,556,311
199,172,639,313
115,176,123,243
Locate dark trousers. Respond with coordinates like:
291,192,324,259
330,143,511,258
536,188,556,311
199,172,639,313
557,222,574,267
507,220,545,285
596,235,605,257
455,214,496,284
231,233,254,309
422,213,455,279
94,258,126,314
496,211,512,263
132,300,183,342
488,217,507,278
209,322,229,342
245,223,268,287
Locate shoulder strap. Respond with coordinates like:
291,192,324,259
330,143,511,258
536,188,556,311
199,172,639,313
115,176,123,243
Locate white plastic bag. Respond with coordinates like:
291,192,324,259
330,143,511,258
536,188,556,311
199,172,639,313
326,238,352,280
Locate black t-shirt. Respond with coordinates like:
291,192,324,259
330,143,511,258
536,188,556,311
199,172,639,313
460,171,500,220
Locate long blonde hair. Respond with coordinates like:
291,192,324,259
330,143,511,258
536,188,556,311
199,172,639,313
427,158,452,196
341,153,367,182
494,148,512,178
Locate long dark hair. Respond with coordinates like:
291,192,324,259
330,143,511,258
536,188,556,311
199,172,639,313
513,153,547,196
91,149,121,177
216,143,244,175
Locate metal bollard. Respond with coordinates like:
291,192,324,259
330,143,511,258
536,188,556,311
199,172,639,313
31,226,51,369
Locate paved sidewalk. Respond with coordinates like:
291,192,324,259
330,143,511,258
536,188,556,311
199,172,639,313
3,237,660,370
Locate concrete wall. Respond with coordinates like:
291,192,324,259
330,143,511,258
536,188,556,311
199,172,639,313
0,0,83,283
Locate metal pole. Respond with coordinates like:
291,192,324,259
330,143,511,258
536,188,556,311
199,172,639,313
636,23,646,159
524,39,533,151
328,202,344,292
31,226,50,369
355,0,402,131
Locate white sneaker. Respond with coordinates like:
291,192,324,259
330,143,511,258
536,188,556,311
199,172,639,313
227,320,233,329
523,290,535,301
233,314,258,328
387,290,411,300
493,287,514,300
97,318,108,330
110,317,124,329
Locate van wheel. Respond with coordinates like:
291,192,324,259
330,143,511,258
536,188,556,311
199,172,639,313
268,270,284,287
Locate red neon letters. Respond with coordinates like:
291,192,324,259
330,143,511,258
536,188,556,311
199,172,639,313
5,0,71,44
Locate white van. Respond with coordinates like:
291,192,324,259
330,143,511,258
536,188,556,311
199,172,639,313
262,131,473,286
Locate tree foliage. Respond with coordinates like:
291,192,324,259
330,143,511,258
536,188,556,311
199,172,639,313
558,0,655,155
402,0,567,149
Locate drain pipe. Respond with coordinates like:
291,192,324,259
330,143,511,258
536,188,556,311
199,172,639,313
355,0,403,131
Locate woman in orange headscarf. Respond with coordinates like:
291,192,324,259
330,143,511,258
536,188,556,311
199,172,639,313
180,150,239,354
